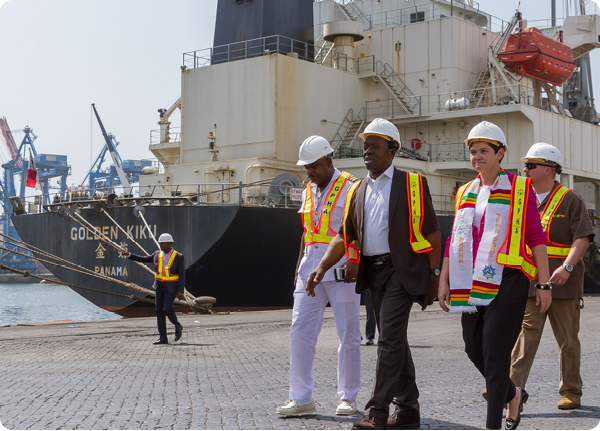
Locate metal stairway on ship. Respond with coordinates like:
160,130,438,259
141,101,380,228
468,70,491,108
375,61,418,116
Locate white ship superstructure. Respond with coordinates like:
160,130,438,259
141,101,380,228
144,0,600,220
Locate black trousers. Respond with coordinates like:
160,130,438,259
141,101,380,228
155,283,181,341
363,258,419,420
461,267,529,429
362,289,376,341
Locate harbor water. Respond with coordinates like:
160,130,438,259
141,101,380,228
0,282,121,326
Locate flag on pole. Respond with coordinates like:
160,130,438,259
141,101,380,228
26,148,42,190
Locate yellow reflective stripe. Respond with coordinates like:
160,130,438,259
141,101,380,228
497,176,537,279
156,251,164,279
541,185,570,232
303,172,351,244
408,173,432,253
547,246,570,257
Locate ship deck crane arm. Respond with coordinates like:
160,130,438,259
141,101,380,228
91,104,131,194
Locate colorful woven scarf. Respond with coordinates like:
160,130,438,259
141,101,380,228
449,169,512,313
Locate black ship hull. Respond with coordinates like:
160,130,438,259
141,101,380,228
12,205,303,315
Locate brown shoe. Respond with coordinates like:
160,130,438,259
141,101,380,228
387,408,420,429
353,415,387,430
558,394,581,410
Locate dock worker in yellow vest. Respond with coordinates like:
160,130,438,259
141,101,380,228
306,119,441,430
510,143,594,410
276,136,361,418
121,233,185,345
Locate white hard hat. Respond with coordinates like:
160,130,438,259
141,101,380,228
465,121,507,148
359,118,400,146
297,135,334,166
158,233,174,243
521,142,563,169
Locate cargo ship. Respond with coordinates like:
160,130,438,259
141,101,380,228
10,0,600,316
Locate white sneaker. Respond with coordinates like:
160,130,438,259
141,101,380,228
336,399,357,415
276,399,317,416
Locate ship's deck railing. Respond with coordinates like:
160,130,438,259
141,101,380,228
150,127,180,146
364,84,543,119
183,35,348,72
17,181,307,213
16,182,456,217
313,1,516,35
335,139,470,163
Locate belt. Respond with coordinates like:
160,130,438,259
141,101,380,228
363,253,392,265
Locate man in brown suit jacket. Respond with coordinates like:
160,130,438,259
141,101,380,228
308,118,441,430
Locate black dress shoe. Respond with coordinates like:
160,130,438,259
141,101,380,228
153,339,168,345
366,338,375,346
353,414,387,429
387,408,420,429
175,325,183,341
506,387,528,430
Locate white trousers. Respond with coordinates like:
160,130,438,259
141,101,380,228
289,278,361,401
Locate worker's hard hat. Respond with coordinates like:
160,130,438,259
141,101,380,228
297,135,334,166
465,121,507,148
158,233,174,243
359,118,400,146
521,142,563,171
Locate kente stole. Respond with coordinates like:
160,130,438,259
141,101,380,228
449,169,512,313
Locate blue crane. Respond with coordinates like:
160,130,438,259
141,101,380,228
0,117,70,272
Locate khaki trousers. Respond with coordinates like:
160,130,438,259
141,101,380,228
510,297,582,398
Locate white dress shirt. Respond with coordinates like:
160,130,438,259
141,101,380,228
363,164,395,256
297,168,351,281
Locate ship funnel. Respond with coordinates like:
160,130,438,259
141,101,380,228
323,20,364,73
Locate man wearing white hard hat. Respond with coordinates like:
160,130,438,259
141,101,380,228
122,233,185,344
510,143,594,410
276,135,361,417
307,119,442,430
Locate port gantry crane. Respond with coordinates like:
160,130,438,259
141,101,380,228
0,117,71,272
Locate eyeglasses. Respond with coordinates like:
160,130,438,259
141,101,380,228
524,162,554,170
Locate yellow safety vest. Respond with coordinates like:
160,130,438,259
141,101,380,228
341,172,432,262
156,250,179,282
540,185,572,258
302,171,355,245
496,176,538,279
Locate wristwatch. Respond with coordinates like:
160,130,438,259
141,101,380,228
535,282,552,290
562,263,574,273
430,268,441,277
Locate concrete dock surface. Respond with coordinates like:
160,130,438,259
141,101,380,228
1,297,599,430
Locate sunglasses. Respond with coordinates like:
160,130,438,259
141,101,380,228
524,162,554,170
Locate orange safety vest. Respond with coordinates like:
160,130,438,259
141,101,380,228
302,171,355,245
343,180,362,263
155,249,179,282
456,175,537,279
342,172,432,263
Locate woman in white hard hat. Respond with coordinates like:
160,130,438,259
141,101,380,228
437,121,551,430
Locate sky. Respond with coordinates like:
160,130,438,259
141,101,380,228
0,0,598,189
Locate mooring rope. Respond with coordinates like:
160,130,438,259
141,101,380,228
138,211,160,249
99,208,149,255
0,263,157,305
